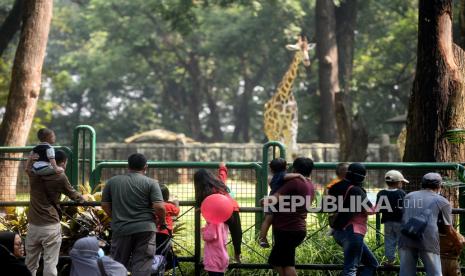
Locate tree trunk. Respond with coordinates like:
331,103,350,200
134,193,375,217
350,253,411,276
232,85,247,142
0,0,53,201
205,88,224,141
232,79,253,143
333,0,368,161
335,93,368,161
233,60,266,143
335,0,357,94
404,0,465,198
404,0,465,163
315,0,339,143
459,0,465,49
0,0,24,56
185,53,205,141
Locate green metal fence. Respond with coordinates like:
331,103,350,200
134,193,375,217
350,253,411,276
72,125,96,188
1,136,465,275
0,146,74,201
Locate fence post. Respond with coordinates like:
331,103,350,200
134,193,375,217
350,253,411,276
257,142,286,233
458,165,465,235
72,125,96,188
194,203,201,276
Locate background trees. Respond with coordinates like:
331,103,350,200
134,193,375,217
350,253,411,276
0,0,428,155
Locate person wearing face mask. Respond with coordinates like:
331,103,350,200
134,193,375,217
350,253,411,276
327,163,379,276
70,236,127,276
0,231,32,275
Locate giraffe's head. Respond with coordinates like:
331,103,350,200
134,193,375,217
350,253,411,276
285,35,315,67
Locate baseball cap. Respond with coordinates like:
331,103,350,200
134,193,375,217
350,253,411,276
385,170,409,183
422,172,442,186
346,163,366,183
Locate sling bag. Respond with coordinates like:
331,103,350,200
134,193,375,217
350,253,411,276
401,197,438,241
329,185,354,229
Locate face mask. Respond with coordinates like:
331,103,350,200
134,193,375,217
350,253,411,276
98,248,104,257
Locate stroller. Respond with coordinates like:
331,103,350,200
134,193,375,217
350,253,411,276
151,233,183,276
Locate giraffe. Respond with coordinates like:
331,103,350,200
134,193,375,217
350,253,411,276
264,35,313,160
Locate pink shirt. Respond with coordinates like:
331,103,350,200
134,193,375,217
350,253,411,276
347,213,368,235
346,206,375,236
202,223,229,273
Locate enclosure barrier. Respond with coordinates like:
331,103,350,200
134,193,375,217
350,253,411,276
72,125,96,188
85,160,465,275
2,138,465,275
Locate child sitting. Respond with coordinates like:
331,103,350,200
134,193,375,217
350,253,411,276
202,222,229,276
26,128,63,176
155,184,180,269
376,170,407,265
258,158,304,248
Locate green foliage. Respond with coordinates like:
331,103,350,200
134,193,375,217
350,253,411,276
0,207,29,236
0,0,420,143
352,0,417,136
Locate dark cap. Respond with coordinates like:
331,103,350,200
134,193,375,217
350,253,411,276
421,172,442,189
348,163,366,176
346,162,366,184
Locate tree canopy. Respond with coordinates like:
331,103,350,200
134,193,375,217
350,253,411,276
0,0,420,144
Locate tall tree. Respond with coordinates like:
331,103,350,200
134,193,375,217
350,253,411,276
315,0,339,143
333,0,368,161
0,0,53,201
404,0,465,163
335,0,357,94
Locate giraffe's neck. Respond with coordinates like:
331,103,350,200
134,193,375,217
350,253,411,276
274,52,303,100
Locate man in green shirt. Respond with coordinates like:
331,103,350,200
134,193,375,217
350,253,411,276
102,153,165,276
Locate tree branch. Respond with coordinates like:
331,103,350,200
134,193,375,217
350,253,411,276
0,0,24,56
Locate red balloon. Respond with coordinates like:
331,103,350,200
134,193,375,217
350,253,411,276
201,194,234,224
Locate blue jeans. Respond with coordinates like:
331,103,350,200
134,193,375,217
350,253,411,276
333,225,379,276
399,247,442,276
384,221,401,262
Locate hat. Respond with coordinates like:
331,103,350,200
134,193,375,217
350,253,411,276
348,163,366,176
346,163,366,184
422,172,442,186
385,170,409,183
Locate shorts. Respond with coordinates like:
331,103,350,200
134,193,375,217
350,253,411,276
268,229,306,267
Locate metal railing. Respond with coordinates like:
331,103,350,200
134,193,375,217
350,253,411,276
1,136,465,275
72,125,96,188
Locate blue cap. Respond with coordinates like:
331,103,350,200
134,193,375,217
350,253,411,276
422,172,442,186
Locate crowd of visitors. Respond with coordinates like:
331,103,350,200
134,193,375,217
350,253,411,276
2,128,463,276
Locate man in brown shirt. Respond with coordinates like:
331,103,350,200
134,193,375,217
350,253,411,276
26,150,84,276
